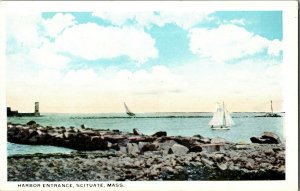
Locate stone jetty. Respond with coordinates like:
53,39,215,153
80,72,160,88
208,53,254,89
7,122,285,181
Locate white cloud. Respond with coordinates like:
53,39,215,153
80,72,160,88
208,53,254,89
6,13,44,51
62,69,101,87
30,47,70,69
188,24,282,62
228,19,246,26
113,65,185,94
54,23,158,63
158,11,212,29
42,13,76,38
176,58,282,102
92,10,213,29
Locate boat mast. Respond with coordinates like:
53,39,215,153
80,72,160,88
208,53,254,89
270,100,273,114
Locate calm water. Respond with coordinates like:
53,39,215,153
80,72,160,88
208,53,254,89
7,112,285,156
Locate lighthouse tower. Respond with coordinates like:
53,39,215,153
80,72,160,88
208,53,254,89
34,102,40,116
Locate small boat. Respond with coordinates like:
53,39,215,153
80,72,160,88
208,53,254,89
264,100,281,117
209,102,234,130
255,100,281,117
124,102,135,117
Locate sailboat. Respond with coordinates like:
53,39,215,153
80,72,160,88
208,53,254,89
209,102,234,130
264,100,281,117
124,102,136,117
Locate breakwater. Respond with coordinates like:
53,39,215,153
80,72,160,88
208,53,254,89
7,122,285,181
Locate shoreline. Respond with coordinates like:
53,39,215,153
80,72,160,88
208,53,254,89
7,122,285,181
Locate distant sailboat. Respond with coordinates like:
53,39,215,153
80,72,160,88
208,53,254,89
263,100,281,117
124,102,135,117
209,102,234,130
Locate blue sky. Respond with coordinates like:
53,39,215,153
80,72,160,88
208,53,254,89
40,11,282,70
6,10,283,113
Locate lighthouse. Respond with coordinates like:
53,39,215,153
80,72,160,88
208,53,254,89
34,102,40,116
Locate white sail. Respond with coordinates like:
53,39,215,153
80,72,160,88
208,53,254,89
124,102,135,116
224,107,235,126
208,103,224,126
209,102,234,128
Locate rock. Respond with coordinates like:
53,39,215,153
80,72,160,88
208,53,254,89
264,148,275,155
128,136,156,143
80,124,86,129
250,137,265,144
112,129,120,133
158,140,177,151
189,144,203,152
250,132,281,144
277,165,285,173
27,121,36,126
140,143,157,153
133,128,142,135
212,153,224,162
152,131,167,137
193,134,205,139
234,144,251,150
171,137,199,149
127,143,139,156
217,163,227,171
199,144,225,152
138,142,149,150
198,138,211,144
276,151,285,160
201,158,214,166
211,137,226,144
245,161,255,170
161,166,174,174
119,146,127,153
261,132,281,144
104,135,127,144
170,144,189,155
7,126,20,136
146,158,154,166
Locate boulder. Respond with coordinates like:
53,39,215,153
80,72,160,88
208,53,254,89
193,134,205,139
128,136,156,143
27,130,39,140
250,137,265,144
264,148,275,155
172,137,198,149
140,143,157,153
27,121,36,126
189,144,203,152
133,128,142,135
199,144,225,152
7,126,20,136
170,144,189,155
261,132,281,144
211,137,226,144
217,163,227,171
198,138,211,144
127,143,139,155
201,158,214,166
138,142,150,150
103,135,127,144
158,140,177,151
245,161,255,170
152,131,167,137
250,132,281,144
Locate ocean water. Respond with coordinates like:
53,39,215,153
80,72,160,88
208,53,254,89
7,112,285,156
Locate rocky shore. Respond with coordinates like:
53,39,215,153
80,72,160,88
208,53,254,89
7,122,285,181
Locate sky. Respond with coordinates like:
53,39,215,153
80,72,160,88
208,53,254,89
6,11,283,113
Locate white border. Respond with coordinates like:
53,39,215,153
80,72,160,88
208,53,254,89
0,1,298,191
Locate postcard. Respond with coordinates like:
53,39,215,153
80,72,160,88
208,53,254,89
0,1,298,191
